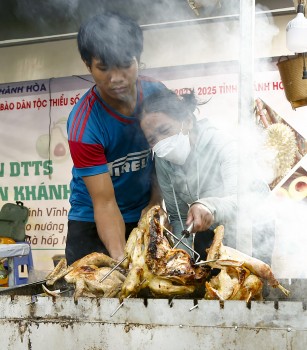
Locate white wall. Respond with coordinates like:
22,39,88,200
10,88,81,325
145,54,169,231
0,14,292,84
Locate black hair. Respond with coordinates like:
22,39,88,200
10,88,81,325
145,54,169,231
140,89,199,122
77,12,143,67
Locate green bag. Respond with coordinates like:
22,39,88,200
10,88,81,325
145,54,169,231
0,201,29,241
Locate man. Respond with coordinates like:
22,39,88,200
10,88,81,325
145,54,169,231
66,12,166,264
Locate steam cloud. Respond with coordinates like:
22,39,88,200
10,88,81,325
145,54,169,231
6,0,306,281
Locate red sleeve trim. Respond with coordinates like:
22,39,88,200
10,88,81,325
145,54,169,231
69,91,97,141
78,94,98,141
69,140,107,168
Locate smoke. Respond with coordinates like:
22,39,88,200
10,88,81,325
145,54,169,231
197,4,307,282
11,0,194,33
271,194,307,279
11,0,141,36
240,118,307,279
141,1,300,281
15,0,81,23
4,0,304,281
255,5,280,58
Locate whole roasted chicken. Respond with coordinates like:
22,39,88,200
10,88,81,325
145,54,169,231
204,225,290,302
120,205,208,300
44,252,127,301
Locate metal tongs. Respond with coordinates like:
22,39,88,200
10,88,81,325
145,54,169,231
173,222,194,249
163,224,201,263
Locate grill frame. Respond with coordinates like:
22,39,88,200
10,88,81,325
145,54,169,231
1,279,307,350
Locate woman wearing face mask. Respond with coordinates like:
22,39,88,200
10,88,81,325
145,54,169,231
139,89,239,260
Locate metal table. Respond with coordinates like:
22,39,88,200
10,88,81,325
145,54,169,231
0,243,30,286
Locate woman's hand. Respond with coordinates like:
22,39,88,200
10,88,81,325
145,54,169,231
186,203,214,232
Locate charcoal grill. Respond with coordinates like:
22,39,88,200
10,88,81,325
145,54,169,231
0,278,306,350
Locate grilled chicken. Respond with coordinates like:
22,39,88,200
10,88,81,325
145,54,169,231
205,225,290,300
44,252,128,300
205,266,263,302
46,252,126,286
64,265,126,301
71,252,126,271
45,257,71,286
44,210,288,303
120,205,208,301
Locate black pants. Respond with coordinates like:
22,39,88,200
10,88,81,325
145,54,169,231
65,220,137,265
193,229,215,261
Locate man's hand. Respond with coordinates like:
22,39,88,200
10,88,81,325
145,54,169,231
186,203,214,232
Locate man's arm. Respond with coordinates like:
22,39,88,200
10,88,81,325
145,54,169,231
83,172,126,261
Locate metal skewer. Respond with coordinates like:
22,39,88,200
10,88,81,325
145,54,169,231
110,294,132,317
189,304,199,311
110,279,146,317
26,287,74,305
194,259,218,266
99,255,127,283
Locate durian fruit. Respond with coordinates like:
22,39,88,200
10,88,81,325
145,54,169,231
263,123,298,182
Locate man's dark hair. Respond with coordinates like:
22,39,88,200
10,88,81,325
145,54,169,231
77,12,143,67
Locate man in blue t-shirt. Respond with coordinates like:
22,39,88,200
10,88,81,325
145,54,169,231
66,12,166,264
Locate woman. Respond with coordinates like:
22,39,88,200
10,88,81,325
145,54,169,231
139,89,238,260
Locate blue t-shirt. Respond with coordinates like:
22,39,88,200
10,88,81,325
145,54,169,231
67,76,165,223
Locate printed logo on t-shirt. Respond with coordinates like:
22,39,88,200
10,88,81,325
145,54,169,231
107,149,151,176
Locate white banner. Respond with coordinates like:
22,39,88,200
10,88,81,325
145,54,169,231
1,69,307,278
0,76,93,271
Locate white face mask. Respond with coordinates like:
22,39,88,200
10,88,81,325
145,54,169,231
153,129,191,165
